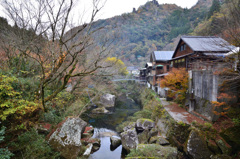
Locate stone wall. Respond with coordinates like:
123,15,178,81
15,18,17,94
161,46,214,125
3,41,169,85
188,70,220,121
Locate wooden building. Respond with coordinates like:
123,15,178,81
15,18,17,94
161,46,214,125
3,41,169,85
148,51,174,91
171,36,233,70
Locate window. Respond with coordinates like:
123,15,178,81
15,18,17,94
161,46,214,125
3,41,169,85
180,45,183,51
180,44,186,51
167,65,170,71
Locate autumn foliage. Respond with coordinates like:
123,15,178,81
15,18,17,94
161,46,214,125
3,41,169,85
160,68,188,104
212,93,236,117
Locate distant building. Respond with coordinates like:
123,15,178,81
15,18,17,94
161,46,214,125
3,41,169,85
147,51,174,93
127,66,139,75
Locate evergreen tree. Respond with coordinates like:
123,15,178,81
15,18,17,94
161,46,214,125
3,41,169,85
208,0,221,18
0,126,14,159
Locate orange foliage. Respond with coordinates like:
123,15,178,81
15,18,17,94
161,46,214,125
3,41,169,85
160,68,188,103
211,93,236,116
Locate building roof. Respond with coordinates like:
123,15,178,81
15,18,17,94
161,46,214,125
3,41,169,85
156,73,169,77
182,36,232,52
153,51,174,61
172,36,234,58
225,47,240,56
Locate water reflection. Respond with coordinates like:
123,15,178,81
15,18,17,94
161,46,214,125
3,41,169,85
89,128,122,159
81,94,141,159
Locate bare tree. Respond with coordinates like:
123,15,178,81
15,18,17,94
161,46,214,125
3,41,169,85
1,0,117,111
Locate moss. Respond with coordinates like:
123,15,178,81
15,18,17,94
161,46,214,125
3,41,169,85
220,126,240,155
127,144,177,158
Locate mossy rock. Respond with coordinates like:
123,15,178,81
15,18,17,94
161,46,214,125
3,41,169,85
136,118,155,132
207,139,222,154
210,154,232,159
137,129,150,144
127,144,177,158
149,127,158,137
220,126,240,154
168,123,191,150
216,139,232,155
91,107,109,114
184,130,212,159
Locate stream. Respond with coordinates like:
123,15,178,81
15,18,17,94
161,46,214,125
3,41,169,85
81,93,141,159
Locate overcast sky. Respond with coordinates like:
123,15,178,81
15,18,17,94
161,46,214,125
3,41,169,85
0,0,198,24
80,0,199,21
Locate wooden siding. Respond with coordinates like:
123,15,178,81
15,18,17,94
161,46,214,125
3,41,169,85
174,41,193,58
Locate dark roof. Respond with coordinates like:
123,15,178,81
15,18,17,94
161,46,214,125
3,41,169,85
172,36,234,58
153,51,174,61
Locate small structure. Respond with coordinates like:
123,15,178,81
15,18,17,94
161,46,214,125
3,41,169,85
148,51,174,94
139,68,147,83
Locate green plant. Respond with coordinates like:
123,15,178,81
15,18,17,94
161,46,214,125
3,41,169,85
40,108,63,125
152,103,164,119
0,126,14,159
12,129,59,159
0,74,40,128
177,121,186,126
204,122,213,130
233,118,240,126
191,120,197,126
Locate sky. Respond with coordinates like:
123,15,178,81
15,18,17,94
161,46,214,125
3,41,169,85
79,0,199,21
0,0,198,24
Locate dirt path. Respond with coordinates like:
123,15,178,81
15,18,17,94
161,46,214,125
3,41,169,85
159,98,206,125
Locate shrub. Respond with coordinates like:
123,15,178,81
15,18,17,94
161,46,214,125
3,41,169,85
204,122,213,130
40,108,63,125
177,121,186,126
11,129,59,159
233,118,240,126
0,126,14,159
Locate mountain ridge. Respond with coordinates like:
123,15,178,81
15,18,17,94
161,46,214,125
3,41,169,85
69,0,215,66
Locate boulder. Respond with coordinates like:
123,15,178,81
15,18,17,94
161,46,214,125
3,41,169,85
157,119,171,138
149,136,159,144
135,144,178,159
136,118,155,132
123,122,136,132
100,94,115,110
48,117,87,159
138,129,150,144
84,126,94,134
82,126,94,138
110,136,122,150
121,128,139,152
207,139,222,154
149,127,158,137
216,139,232,155
83,143,93,157
185,130,212,159
81,138,101,152
157,137,170,146
149,136,170,146
92,107,109,114
210,154,232,159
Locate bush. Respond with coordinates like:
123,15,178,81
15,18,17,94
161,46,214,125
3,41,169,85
0,126,14,159
11,129,59,159
204,122,213,130
40,108,63,125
